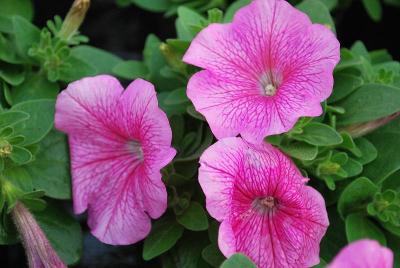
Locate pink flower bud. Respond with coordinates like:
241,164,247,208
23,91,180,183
341,112,400,138
11,202,66,268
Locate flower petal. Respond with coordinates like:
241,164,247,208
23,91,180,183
199,138,329,267
328,239,393,268
184,0,339,142
55,75,175,245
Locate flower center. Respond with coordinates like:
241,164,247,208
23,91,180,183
259,71,281,97
128,140,144,161
252,196,279,214
264,84,277,96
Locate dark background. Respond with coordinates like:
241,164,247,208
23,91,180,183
1,0,399,267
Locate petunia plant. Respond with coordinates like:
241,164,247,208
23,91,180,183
1,0,400,267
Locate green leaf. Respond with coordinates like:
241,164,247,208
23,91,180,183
221,253,257,268
337,84,400,126
9,145,32,164
0,33,22,64
364,132,400,183
24,130,71,199
202,244,225,267
381,220,400,237
293,122,343,146
329,73,363,103
0,111,29,129
354,137,377,165
164,87,189,105
21,190,46,211
0,210,18,244
0,62,25,86
345,213,386,245
58,56,96,82
370,49,393,64
2,165,33,194
338,177,378,218
158,92,187,116
312,258,328,268
167,231,210,268
112,60,148,80
351,41,371,62
362,0,382,21
143,34,180,91
0,0,33,21
224,0,251,22
176,7,206,41
11,99,55,145
177,201,209,231
11,74,58,104
297,0,335,32
320,0,338,10
12,16,40,59
340,158,363,178
186,105,205,121
34,203,83,265
71,45,122,75
132,0,170,12
143,216,184,260
280,141,318,161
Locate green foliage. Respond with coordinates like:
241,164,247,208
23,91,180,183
337,177,378,218
297,0,336,32
34,203,83,264
176,201,209,231
220,254,257,268
1,0,400,266
143,215,184,260
345,213,387,245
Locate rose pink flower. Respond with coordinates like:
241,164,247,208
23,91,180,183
184,0,340,143
198,137,328,267
328,239,393,268
55,75,176,245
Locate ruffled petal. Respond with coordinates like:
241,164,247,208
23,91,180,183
199,138,328,268
328,239,393,268
184,0,339,142
55,75,175,245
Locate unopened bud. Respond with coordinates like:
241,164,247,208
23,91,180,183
341,112,400,138
59,0,90,41
11,202,66,268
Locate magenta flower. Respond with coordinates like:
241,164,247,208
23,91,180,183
328,239,393,268
55,75,176,245
198,137,328,267
184,0,340,143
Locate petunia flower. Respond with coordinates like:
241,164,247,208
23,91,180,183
198,137,328,267
328,239,393,268
184,0,340,143
55,75,176,245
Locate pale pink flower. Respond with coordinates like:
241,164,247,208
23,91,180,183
184,0,340,143
11,202,66,268
198,137,328,267
55,75,176,245
328,239,393,268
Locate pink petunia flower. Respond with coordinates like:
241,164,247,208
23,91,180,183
55,75,176,245
198,137,328,267
328,239,393,268
184,0,340,143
